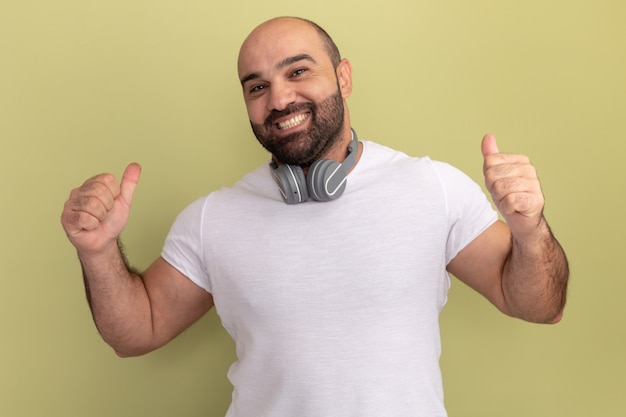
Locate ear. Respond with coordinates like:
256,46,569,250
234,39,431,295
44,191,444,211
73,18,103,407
336,58,353,98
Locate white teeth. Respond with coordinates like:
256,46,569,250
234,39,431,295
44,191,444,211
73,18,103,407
277,114,308,130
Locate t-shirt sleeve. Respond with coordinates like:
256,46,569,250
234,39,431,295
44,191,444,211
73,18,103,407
432,161,499,264
161,197,212,293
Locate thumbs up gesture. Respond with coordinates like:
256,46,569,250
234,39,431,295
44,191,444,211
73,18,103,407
481,134,545,239
61,163,142,255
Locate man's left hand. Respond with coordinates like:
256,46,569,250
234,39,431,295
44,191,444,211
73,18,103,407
481,134,545,240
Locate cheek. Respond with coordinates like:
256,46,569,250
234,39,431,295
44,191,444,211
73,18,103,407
245,100,267,124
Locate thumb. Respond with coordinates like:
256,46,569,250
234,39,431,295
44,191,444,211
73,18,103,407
481,133,499,158
120,163,142,205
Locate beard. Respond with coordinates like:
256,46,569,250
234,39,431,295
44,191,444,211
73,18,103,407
250,89,345,167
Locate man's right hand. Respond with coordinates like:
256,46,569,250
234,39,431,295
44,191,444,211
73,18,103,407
61,163,141,255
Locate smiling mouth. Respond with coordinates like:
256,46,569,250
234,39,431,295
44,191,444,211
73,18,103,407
276,113,309,130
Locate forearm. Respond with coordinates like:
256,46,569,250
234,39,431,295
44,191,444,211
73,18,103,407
502,217,569,323
78,239,156,356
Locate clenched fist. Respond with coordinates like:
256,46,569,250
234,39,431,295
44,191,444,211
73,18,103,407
61,163,141,255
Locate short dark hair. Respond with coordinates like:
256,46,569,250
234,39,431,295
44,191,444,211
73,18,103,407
297,18,342,68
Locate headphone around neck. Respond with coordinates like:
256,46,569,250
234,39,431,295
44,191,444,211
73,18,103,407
270,129,360,204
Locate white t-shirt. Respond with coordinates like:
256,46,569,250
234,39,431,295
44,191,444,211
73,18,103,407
162,140,498,417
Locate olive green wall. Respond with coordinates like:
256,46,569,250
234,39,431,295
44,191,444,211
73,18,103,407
1,1,624,416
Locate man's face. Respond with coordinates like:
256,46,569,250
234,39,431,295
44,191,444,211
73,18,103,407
238,19,351,166
250,86,344,167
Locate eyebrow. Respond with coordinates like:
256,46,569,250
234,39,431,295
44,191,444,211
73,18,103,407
240,54,317,86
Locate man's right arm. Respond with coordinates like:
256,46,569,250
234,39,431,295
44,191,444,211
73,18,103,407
61,163,213,357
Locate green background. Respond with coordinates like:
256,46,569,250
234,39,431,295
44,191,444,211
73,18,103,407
2,1,624,416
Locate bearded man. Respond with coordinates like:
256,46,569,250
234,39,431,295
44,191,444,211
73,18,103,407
61,16,568,417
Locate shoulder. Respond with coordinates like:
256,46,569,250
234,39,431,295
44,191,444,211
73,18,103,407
181,162,279,215
359,140,469,182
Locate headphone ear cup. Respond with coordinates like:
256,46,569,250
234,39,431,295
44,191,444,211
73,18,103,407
307,159,347,202
271,164,309,204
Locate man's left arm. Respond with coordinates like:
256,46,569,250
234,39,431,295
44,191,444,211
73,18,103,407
447,134,569,324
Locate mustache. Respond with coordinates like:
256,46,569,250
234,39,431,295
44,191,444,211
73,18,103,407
265,102,315,127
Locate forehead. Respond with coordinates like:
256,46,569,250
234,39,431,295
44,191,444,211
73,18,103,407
237,19,329,78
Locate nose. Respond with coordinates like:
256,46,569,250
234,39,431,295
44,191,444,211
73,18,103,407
267,81,297,112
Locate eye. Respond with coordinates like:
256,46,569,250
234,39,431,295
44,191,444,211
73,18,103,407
249,84,267,94
291,68,307,77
